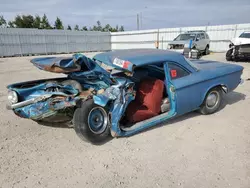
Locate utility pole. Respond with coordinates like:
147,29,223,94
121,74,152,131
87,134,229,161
140,12,142,30
137,14,140,30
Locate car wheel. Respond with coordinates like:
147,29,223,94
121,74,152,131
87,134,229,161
204,45,210,55
73,99,110,144
199,87,223,115
226,49,233,61
61,80,82,92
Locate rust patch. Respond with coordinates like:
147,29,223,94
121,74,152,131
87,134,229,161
79,89,94,99
97,89,105,94
43,64,81,73
111,130,118,137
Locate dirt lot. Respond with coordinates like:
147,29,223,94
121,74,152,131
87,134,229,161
0,53,249,188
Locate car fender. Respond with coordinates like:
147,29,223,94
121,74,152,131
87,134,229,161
93,95,111,107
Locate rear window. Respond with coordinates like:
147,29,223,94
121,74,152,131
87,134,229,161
168,63,189,80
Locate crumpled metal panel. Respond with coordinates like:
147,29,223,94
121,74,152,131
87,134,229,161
14,96,78,121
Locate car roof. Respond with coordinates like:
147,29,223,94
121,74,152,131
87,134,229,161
184,30,206,34
93,49,185,72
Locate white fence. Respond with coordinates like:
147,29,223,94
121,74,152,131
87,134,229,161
0,28,111,57
111,23,250,52
1,23,250,57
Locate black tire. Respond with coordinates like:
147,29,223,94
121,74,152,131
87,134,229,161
73,99,110,144
61,80,82,92
226,49,233,61
199,87,223,115
204,45,210,55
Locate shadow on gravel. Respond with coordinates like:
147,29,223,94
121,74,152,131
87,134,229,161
36,121,73,129
220,91,246,110
35,91,246,144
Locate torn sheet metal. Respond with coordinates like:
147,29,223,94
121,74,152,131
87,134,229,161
31,57,81,73
14,95,79,122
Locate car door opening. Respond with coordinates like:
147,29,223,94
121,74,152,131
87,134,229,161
117,64,173,128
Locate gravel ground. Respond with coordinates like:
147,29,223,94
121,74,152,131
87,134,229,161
0,52,249,188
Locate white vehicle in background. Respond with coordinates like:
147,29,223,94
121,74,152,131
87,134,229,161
167,30,211,56
230,31,250,46
226,31,250,61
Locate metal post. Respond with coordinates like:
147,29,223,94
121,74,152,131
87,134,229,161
141,13,143,29
65,30,69,53
234,24,238,38
85,33,88,52
18,33,23,56
156,29,159,49
97,32,100,52
43,30,47,55
162,36,163,49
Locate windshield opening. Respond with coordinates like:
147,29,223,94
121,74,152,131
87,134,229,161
175,33,196,41
239,32,250,38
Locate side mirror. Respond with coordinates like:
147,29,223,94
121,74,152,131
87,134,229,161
196,38,200,41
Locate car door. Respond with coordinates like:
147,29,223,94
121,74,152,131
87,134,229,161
195,34,203,51
200,33,207,50
165,62,201,116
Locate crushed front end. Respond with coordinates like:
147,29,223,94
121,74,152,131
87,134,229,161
7,79,90,123
226,43,250,61
6,53,114,123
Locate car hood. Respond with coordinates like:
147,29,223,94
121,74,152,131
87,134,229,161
231,37,250,45
168,40,190,45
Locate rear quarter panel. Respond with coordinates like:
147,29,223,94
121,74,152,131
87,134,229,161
172,65,243,116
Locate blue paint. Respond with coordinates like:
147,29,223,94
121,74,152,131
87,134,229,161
189,39,193,49
93,95,110,107
94,49,198,73
7,49,244,138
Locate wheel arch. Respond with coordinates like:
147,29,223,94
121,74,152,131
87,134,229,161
200,84,227,106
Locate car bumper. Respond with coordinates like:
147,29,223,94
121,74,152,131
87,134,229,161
6,94,53,110
240,78,244,85
168,49,184,53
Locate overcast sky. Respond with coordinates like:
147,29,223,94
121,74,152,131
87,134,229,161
0,0,250,31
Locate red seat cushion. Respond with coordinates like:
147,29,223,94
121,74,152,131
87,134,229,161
126,102,158,123
126,78,164,123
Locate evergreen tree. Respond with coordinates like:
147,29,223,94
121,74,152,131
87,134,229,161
54,17,63,29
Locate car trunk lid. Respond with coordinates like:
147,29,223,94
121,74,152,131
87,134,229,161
30,54,115,86
191,59,243,74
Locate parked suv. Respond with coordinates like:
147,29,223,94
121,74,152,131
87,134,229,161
167,30,210,55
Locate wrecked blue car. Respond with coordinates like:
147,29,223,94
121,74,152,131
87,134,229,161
7,49,244,143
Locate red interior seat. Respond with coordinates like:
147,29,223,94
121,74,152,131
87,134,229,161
126,78,164,123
